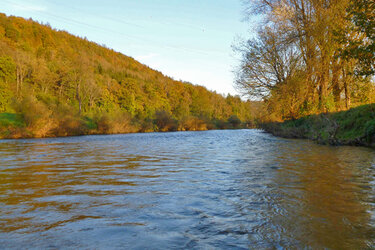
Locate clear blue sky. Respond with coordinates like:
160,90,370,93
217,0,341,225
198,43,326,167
2,0,252,95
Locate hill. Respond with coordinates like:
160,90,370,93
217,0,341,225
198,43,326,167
0,13,255,138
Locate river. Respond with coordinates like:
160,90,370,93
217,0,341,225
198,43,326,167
0,130,374,249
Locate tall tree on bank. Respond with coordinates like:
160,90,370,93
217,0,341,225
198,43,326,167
236,0,375,121
341,0,375,76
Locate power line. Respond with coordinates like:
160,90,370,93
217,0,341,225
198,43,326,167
48,0,206,32
2,0,227,57
47,0,146,29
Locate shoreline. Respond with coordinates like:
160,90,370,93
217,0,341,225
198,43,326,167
260,104,375,149
0,128,251,141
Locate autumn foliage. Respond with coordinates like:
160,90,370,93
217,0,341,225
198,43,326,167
0,13,256,138
236,0,375,122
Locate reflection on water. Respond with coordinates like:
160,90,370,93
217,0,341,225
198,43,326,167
0,130,374,249
254,140,375,249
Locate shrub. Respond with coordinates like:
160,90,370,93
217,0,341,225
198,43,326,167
154,110,178,132
179,116,207,131
13,96,55,137
364,119,375,143
51,105,88,136
96,111,134,134
228,115,242,128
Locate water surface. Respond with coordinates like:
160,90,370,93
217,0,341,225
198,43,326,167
0,130,375,249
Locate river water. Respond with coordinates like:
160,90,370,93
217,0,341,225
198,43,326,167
0,130,375,249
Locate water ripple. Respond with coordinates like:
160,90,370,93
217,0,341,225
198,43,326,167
0,130,375,249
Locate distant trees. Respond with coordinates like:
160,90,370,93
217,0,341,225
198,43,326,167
0,13,256,138
236,0,375,121
0,56,15,82
0,56,15,111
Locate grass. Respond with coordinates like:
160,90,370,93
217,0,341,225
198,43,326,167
82,116,98,130
0,113,26,139
0,113,25,127
262,104,375,147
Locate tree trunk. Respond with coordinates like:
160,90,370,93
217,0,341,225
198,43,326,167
318,52,330,112
319,75,328,112
332,62,341,110
344,80,351,110
16,67,20,96
76,82,82,115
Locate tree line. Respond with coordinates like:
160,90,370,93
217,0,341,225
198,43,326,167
0,14,256,138
235,0,375,121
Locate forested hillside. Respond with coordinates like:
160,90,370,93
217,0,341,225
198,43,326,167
0,13,254,138
236,0,375,122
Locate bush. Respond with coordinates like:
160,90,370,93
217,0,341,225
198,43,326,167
95,111,134,134
13,96,55,137
179,116,207,131
51,104,88,136
154,110,178,132
228,115,242,128
138,118,156,133
364,119,375,143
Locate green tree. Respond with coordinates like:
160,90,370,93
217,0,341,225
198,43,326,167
0,56,16,111
342,0,375,76
0,56,16,83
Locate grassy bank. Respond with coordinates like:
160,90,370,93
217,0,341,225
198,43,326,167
261,104,375,148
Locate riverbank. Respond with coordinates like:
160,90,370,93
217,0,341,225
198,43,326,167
261,104,375,148
0,112,251,139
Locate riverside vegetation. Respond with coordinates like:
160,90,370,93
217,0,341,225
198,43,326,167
0,14,257,139
262,104,375,147
236,0,375,146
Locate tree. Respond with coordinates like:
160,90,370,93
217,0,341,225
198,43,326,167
235,28,301,99
14,51,31,97
0,56,15,111
236,0,371,120
0,56,15,83
342,0,375,76
32,59,58,93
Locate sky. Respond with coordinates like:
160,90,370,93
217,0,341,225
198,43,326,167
1,0,252,96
